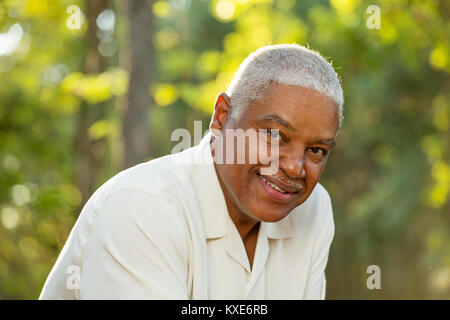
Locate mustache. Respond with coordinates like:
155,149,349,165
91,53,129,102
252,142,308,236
272,174,304,192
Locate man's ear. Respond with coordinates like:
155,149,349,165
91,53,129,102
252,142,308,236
210,92,232,135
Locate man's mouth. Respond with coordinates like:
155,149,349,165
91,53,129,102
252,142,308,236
257,173,303,202
260,175,290,193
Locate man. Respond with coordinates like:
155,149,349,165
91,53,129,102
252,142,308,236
39,44,344,300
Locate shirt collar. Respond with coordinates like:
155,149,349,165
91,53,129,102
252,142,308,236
187,131,293,240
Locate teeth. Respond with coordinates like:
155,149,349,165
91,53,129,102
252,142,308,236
261,175,288,193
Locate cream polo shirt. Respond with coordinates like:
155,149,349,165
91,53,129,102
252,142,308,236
39,132,335,300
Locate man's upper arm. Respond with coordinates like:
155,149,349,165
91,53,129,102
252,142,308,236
303,187,335,300
80,188,190,299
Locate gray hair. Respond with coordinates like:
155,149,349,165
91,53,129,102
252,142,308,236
226,44,344,128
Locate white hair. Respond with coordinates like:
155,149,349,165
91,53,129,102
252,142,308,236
226,44,344,128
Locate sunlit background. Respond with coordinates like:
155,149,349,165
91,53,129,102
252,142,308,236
0,0,449,299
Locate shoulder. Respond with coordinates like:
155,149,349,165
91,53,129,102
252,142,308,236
98,154,189,200
86,188,189,255
88,148,197,214
82,150,198,247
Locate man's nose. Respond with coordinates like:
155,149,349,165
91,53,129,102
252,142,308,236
279,152,306,179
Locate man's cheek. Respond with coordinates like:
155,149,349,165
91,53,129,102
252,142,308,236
257,140,280,175
247,140,260,165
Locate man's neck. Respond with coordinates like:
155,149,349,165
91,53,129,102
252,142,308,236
210,138,260,241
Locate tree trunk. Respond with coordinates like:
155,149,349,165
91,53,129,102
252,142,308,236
74,0,109,206
123,0,154,169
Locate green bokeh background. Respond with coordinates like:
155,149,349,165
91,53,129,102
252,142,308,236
0,0,449,299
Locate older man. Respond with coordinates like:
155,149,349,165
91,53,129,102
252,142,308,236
40,44,343,300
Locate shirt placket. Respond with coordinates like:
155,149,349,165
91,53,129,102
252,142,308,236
225,220,270,299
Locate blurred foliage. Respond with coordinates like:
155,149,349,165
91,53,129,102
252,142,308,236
0,0,449,299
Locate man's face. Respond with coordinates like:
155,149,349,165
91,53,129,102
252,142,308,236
211,84,339,223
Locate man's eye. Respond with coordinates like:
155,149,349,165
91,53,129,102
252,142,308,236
268,129,281,140
309,147,328,156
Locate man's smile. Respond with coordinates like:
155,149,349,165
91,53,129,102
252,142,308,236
257,172,303,203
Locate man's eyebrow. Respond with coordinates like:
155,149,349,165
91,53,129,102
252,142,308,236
260,114,295,131
314,138,336,148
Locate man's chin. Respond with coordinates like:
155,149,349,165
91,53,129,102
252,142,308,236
251,206,292,223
